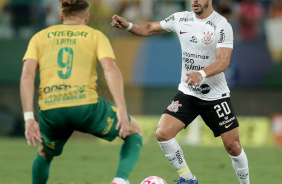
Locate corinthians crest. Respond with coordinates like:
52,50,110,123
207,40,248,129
167,100,182,113
201,31,214,45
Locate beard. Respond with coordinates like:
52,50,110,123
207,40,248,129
193,1,209,15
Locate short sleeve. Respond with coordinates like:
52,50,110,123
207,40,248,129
23,34,39,62
97,33,116,61
160,12,180,32
216,21,233,48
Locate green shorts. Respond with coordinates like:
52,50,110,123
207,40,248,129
38,97,131,156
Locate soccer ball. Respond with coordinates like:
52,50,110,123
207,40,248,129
140,176,167,184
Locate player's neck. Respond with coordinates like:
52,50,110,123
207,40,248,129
195,8,214,19
63,18,86,25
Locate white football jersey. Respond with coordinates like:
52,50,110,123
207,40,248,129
160,11,233,100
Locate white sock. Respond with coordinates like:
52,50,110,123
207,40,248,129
112,177,129,184
229,148,250,184
158,138,194,180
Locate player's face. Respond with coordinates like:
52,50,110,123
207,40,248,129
191,0,210,15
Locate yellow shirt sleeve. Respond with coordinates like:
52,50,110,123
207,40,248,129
23,34,39,62
96,32,116,61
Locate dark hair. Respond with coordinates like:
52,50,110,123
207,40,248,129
60,0,89,17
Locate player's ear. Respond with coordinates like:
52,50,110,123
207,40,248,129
60,12,64,22
85,12,90,24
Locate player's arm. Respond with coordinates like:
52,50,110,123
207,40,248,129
203,47,232,77
186,47,232,86
99,57,129,138
111,14,167,36
20,59,42,146
202,21,233,79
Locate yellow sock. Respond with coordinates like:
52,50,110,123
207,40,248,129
177,164,190,177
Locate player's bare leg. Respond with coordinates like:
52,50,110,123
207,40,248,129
221,128,250,184
112,117,142,184
31,144,53,184
127,117,142,137
38,144,53,159
156,114,198,184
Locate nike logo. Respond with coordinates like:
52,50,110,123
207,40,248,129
180,31,188,34
225,122,234,129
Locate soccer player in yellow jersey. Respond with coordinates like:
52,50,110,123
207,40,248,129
20,1,142,184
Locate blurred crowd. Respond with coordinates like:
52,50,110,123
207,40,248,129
0,0,282,40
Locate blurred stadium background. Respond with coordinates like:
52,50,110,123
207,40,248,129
0,0,282,183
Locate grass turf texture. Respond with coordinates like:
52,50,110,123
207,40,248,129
0,138,282,184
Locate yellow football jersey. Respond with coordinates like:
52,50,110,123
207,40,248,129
23,24,115,110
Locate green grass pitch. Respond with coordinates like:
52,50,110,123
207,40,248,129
0,137,281,184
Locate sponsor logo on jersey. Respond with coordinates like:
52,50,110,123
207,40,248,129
44,94,87,104
165,15,175,22
219,116,236,126
183,51,209,59
180,31,188,34
44,84,71,94
206,21,217,29
188,84,211,94
218,29,225,43
185,63,204,71
43,84,87,104
179,17,194,22
167,100,182,113
202,31,214,45
75,85,85,93
48,30,88,38
183,53,206,71
43,84,86,94
200,84,211,94
190,36,198,43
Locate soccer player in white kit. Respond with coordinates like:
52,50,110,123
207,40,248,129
111,0,250,184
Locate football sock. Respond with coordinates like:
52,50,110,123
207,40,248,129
115,133,142,181
158,138,194,180
111,177,129,184
229,148,250,184
32,153,53,184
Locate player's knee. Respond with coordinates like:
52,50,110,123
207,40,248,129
155,128,170,142
128,117,142,136
225,140,242,156
38,145,53,159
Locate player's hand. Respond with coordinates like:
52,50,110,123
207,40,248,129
25,119,42,147
111,14,129,30
186,72,203,87
115,108,130,139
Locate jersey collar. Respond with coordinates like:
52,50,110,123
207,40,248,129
193,11,216,22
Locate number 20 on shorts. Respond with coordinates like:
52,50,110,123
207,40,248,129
214,101,231,118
